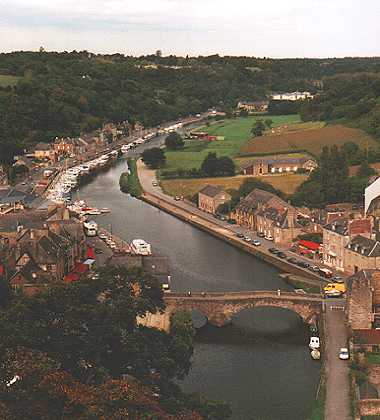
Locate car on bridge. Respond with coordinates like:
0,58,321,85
251,239,261,246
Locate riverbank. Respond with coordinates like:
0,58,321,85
137,159,326,284
77,158,322,420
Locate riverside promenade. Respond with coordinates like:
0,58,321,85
136,159,326,283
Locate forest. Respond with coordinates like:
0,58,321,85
1,51,380,157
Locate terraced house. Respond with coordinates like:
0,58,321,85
0,206,87,295
232,188,302,246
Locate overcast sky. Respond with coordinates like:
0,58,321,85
0,0,380,57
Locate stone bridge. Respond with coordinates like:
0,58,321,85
139,291,323,331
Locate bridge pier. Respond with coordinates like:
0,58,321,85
208,312,233,327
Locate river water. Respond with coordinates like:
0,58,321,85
79,159,320,420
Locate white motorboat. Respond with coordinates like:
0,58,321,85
311,349,321,360
83,220,98,237
131,239,152,256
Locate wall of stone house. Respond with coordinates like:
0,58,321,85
344,250,379,275
274,226,303,246
198,194,215,214
348,276,372,329
323,229,349,271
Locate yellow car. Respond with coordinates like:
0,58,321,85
324,282,346,297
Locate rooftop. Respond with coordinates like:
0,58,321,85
199,184,228,198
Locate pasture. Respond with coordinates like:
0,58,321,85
240,124,378,157
161,173,308,198
164,114,301,172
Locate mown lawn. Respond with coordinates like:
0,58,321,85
164,114,301,172
160,173,307,198
0,74,20,87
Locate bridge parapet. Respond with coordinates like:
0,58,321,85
164,291,322,327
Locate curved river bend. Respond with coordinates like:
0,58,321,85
79,159,320,420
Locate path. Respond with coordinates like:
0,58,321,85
324,300,351,420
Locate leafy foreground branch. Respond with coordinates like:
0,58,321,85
0,266,231,419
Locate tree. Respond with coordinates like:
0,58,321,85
357,160,376,178
0,267,213,418
165,132,185,150
200,152,219,176
251,120,265,137
200,153,235,177
142,147,166,168
265,119,273,128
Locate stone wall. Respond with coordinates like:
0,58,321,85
357,398,380,416
348,273,372,329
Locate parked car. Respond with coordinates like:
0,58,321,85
265,234,274,241
269,248,279,254
257,232,265,238
287,257,298,264
251,239,261,246
339,347,349,360
236,233,244,238
319,268,333,278
277,252,287,259
332,276,344,283
174,196,181,201
244,236,252,242
152,181,158,186
297,261,310,268
227,219,237,224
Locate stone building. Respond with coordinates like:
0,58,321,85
241,155,317,176
33,142,54,161
323,217,372,272
237,100,269,113
0,206,87,294
345,236,380,275
198,185,231,215
232,188,302,245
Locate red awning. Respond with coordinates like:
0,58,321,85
0,264,4,276
64,273,80,283
73,263,89,274
87,247,96,259
299,240,321,251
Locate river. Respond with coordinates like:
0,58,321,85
78,158,320,420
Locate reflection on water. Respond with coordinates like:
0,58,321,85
79,161,320,420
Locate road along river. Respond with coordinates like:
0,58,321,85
78,158,320,420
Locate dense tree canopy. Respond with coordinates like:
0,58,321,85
142,147,166,168
2,51,380,159
165,132,185,150
0,267,231,418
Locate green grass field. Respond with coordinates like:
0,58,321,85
0,74,20,87
164,114,301,172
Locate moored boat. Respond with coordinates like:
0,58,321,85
131,239,152,256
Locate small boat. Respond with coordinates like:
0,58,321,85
131,239,152,256
100,208,111,213
311,349,321,360
86,208,102,216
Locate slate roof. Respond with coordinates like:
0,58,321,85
241,156,314,169
323,218,349,235
199,185,227,198
235,188,281,213
0,187,34,206
347,235,380,257
34,142,51,151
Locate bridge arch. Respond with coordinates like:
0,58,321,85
164,292,321,328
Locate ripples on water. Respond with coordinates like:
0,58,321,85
79,161,320,420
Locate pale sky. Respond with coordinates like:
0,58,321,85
0,0,380,57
